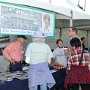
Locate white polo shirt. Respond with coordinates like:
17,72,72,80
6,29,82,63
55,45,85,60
25,42,53,64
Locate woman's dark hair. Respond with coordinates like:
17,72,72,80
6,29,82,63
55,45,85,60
81,37,85,41
70,37,81,48
56,39,63,44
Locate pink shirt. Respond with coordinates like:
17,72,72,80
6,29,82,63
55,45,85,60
3,41,23,62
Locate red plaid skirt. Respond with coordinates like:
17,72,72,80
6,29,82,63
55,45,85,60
64,65,90,90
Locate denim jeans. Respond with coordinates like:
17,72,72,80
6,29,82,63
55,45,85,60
30,83,47,90
9,62,22,72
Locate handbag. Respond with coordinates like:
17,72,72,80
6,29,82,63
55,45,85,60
64,50,90,89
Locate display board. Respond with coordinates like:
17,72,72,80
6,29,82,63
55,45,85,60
0,1,55,37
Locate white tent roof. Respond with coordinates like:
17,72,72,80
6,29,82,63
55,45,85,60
62,0,90,16
50,0,90,20
0,0,90,19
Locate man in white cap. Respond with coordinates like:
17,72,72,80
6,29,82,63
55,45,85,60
25,31,55,90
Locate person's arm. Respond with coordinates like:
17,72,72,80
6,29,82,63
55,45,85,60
25,44,31,64
67,58,72,70
47,46,53,64
52,49,57,59
2,44,14,63
2,44,13,62
25,56,30,64
88,58,90,70
83,50,90,70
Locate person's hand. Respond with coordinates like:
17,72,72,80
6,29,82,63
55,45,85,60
53,64,64,70
48,59,51,64
64,48,69,55
64,48,71,57
25,59,30,64
10,59,15,64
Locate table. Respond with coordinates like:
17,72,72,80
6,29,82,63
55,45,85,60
0,78,29,90
0,68,66,90
51,68,66,89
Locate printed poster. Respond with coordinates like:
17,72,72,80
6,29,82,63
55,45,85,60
0,2,55,37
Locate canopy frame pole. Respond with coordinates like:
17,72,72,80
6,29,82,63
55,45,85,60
70,10,73,27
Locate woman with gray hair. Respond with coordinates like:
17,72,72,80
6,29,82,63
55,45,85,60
25,31,55,90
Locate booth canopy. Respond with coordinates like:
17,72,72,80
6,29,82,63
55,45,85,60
1,0,90,30
1,0,90,20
